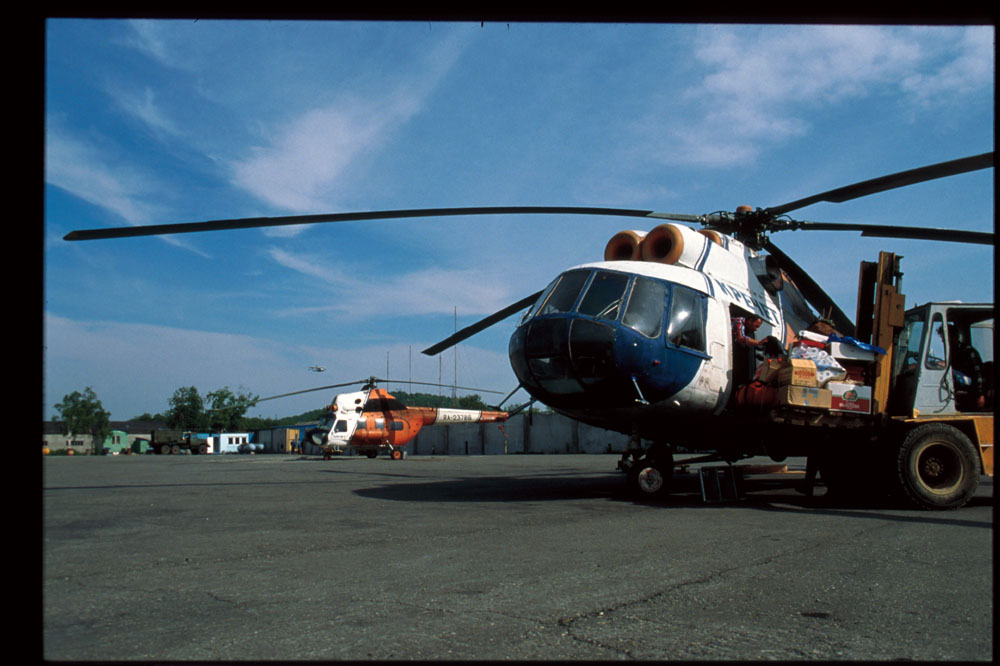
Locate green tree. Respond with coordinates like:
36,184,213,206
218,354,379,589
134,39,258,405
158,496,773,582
166,386,205,429
130,412,167,422
206,387,259,431
54,387,111,451
392,390,492,410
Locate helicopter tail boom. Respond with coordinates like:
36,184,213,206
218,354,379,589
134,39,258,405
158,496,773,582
409,407,509,426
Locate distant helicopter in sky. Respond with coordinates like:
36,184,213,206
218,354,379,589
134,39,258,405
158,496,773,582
65,152,994,507
308,366,326,372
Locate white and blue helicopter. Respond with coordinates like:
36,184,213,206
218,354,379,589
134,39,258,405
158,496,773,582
65,153,993,499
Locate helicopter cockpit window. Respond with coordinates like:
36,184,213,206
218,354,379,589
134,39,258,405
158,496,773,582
666,285,706,352
522,277,559,323
535,270,589,317
333,420,348,433
623,277,666,338
577,271,630,321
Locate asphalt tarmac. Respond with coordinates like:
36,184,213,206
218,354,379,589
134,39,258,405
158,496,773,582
43,453,992,661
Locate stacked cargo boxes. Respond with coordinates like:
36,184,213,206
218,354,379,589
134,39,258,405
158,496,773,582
747,332,881,412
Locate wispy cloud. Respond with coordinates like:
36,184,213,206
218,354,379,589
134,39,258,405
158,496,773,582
108,85,182,138
45,127,163,225
641,25,993,168
227,30,469,214
229,101,401,213
45,125,209,257
900,26,995,106
120,19,173,65
267,247,514,317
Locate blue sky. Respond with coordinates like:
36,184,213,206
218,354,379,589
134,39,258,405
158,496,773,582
44,20,994,421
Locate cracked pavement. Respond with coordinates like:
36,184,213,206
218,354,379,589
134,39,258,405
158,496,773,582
43,454,992,661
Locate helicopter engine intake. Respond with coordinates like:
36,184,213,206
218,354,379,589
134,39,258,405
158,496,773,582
606,223,719,268
604,223,749,287
604,230,648,261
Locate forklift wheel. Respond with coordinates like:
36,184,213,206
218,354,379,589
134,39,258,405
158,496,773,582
897,423,979,510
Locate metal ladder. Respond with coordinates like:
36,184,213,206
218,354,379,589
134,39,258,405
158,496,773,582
699,465,745,503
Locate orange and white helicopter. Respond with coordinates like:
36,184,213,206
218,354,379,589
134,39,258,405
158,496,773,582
254,377,509,460
65,153,993,501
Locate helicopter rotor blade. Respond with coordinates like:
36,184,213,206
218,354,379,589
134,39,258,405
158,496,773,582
374,379,506,394
780,220,993,245
253,379,374,403
762,239,854,334
767,152,993,217
421,290,544,356
63,207,704,241
254,377,506,405
63,153,991,248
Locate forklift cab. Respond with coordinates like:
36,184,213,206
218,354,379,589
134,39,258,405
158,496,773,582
890,303,994,416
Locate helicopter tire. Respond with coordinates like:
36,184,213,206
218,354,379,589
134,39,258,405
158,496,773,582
390,449,404,461
630,453,674,500
365,450,378,459
896,423,979,510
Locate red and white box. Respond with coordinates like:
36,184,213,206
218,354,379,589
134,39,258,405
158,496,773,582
827,382,872,413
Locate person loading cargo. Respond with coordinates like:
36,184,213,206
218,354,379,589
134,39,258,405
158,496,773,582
732,313,784,387
732,314,764,350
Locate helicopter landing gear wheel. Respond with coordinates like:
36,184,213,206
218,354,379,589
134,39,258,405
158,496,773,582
365,450,378,459
390,448,404,461
630,451,674,500
896,423,979,510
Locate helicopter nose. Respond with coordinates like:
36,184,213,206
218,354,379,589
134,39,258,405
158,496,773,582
509,316,619,399
306,427,328,446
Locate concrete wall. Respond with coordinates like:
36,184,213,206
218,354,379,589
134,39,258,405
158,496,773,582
410,411,628,456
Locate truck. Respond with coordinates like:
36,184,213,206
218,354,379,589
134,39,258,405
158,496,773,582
750,251,993,509
150,429,212,455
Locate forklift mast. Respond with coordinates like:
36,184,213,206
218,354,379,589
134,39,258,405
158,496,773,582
854,251,906,415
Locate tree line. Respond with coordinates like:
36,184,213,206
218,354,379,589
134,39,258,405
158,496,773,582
52,385,266,442
50,385,501,443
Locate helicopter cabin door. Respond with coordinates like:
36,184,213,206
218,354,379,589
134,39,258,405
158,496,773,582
706,297,731,413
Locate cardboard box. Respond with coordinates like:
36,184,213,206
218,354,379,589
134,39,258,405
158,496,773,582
829,341,878,363
839,361,870,385
777,385,832,409
827,382,872,413
756,358,784,384
777,358,818,387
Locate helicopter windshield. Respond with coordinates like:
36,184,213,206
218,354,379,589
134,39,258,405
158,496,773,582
578,271,630,320
526,269,670,336
535,270,589,316
623,277,667,338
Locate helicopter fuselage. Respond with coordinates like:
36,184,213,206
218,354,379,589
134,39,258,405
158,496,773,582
306,387,508,457
508,223,814,449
